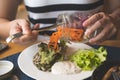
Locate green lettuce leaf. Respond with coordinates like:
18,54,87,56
69,46,107,70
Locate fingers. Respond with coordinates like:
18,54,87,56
84,15,110,36
106,27,117,39
89,27,110,43
10,19,31,35
33,23,40,29
17,19,31,35
84,20,103,37
32,23,39,35
12,23,39,45
82,12,117,44
12,34,38,45
83,12,104,27
10,19,39,45
89,23,116,44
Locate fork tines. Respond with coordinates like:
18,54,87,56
112,70,120,80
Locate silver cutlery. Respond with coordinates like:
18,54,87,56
6,23,63,43
112,70,120,80
6,22,95,44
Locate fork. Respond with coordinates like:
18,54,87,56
6,23,63,43
112,70,120,80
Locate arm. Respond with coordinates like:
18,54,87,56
0,0,39,45
0,0,20,40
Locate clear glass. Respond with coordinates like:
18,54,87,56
56,13,102,43
56,13,88,42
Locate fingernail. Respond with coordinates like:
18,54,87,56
89,39,97,44
85,29,91,35
83,29,90,40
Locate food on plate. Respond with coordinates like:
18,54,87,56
48,26,84,50
33,22,107,74
69,28,84,41
51,61,81,75
33,40,68,72
69,46,107,70
56,26,84,41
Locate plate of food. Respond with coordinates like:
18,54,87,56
18,40,107,80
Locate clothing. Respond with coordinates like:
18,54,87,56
24,0,104,28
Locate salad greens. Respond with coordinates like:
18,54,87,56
34,40,67,71
69,46,107,70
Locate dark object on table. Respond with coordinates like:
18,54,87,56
2,75,20,80
102,65,120,80
90,45,120,80
0,43,9,52
92,61,120,80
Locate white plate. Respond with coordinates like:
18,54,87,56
0,60,14,76
18,42,93,80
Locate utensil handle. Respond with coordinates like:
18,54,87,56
6,23,63,43
32,24,58,32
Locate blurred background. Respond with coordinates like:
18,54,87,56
16,2,27,19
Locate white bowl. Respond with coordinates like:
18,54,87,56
0,60,14,76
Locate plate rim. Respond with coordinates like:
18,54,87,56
0,60,14,76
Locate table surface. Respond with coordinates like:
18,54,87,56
0,40,39,59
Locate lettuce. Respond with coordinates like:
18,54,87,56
69,46,107,70
34,40,67,71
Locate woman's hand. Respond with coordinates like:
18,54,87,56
83,12,117,44
9,19,39,45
